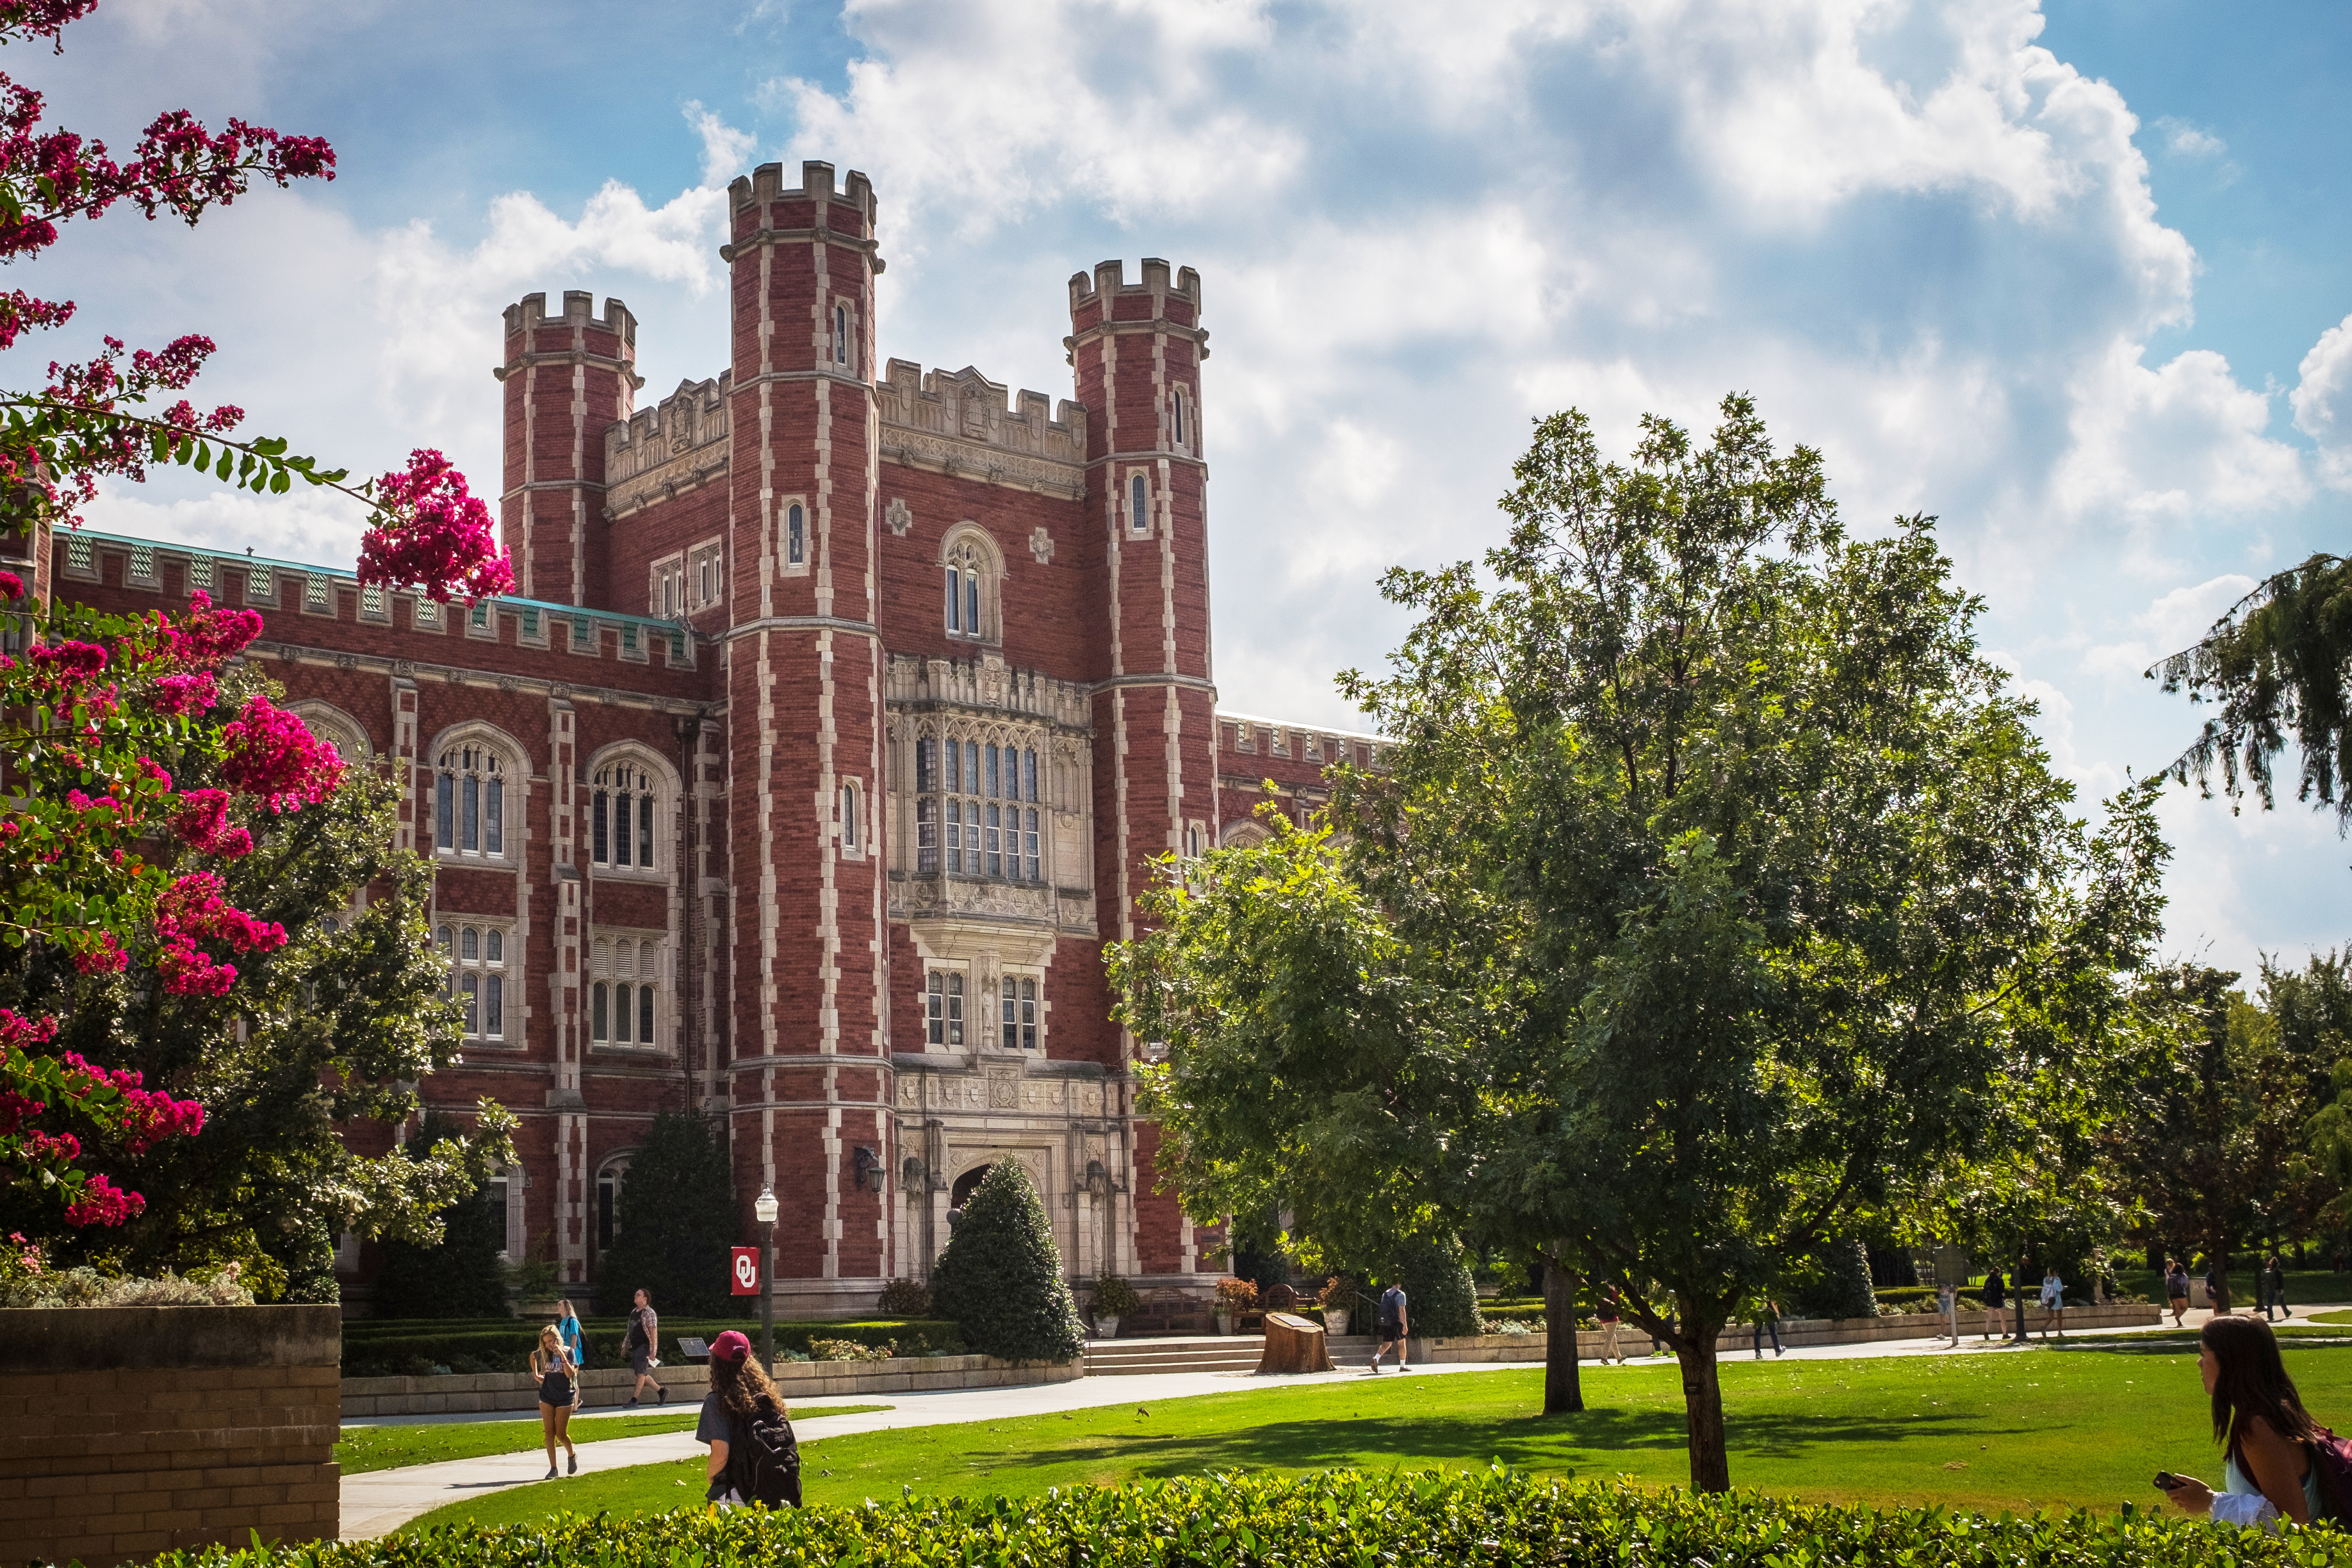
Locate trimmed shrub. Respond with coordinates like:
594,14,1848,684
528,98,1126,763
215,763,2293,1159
1093,1273,1141,1318
1789,1237,1876,1321
339,1317,962,1376
1391,1236,1483,1337
594,1109,737,1318
929,1161,1085,1362
131,1466,2324,1568
369,1111,514,1320
876,1277,931,1316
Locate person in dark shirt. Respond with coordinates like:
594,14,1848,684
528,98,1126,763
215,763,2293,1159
1981,1269,2006,1339
696,1328,790,1507
624,1287,666,1407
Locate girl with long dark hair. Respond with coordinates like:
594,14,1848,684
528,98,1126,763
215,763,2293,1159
695,1329,792,1507
2161,1315,2326,1527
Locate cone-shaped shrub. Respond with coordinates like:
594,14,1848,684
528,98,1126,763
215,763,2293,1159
929,1160,1085,1362
1391,1236,1483,1337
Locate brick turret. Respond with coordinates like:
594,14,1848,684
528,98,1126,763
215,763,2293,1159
721,161,894,1300
1068,258,1217,1273
497,291,641,605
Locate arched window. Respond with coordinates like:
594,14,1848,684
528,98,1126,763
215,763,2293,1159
944,541,983,637
591,935,665,1049
596,1153,632,1253
1129,472,1150,535
437,920,508,1041
1173,385,1189,447
923,733,1041,883
786,501,806,568
434,742,506,858
834,303,850,366
840,778,862,854
591,760,659,872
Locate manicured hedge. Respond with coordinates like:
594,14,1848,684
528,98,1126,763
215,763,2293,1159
138,1467,2348,1568
341,1318,963,1376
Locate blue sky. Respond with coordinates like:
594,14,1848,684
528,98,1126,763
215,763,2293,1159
17,0,2352,979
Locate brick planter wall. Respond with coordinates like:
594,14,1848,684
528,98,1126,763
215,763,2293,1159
0,1303,340,1567
341,1351,1081,1419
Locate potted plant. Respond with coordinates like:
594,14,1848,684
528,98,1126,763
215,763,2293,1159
1319,1275,1355,1338
1093,1272,1140,1338
1214,1275,1258,1334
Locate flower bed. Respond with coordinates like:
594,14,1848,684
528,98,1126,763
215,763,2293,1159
140,1466,2333,1568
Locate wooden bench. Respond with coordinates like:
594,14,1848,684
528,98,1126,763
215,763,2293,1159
1128,1288,1193,1334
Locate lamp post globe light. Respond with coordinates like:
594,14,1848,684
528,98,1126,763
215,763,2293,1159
755,1188,779,1367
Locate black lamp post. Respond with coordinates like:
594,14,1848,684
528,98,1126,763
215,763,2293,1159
755,1186,778,1368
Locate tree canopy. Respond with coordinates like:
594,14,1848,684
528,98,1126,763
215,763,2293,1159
1118,396,2169,1490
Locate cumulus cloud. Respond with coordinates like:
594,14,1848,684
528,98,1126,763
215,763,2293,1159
2157,117,2228,161
2291,312,2352,489
2080,573,2258,683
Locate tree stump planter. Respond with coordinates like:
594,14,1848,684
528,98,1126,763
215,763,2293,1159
1255,1312,1335,1375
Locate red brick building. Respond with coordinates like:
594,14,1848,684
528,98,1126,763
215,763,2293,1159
58,161,1375,1318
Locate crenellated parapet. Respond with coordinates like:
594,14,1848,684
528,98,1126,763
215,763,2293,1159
605,373,732,519
875,359,1086,497
1066,257,1201,314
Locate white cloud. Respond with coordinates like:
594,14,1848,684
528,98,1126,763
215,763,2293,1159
2079,573,2257,683
2155,116,2227,161
2291,311,2352,489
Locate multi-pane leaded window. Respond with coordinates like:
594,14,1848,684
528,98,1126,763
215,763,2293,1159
591,935,661,1047
944,543,982,637
436,922,507,1041
435,744,505,858
591,762,657,870
927,971,964,1046
1000,977,1038,1050
915,734,1040,881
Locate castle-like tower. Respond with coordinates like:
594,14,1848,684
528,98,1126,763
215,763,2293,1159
56,160,1372,1317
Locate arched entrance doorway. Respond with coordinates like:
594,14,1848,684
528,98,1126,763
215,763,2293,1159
950,1164,993,1210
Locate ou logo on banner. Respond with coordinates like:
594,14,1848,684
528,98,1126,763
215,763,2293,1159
730,1246,760,1296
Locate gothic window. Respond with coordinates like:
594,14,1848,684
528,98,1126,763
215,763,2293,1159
1173,385,1189,447
434,742,507,859
591,935,664,1048
927,970,964,1047
590,760,660,872
840,778,863,855
1129,472,1150,535
436,921,508,1041
920,732,1041,883
786,501,807,568
999,976,1038,1050
944,542,983,637
834,302,851,367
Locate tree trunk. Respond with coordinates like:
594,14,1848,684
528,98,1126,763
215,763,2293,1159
2210,1232,2234,1312
1675,1327,1731,1492
1542,1244,1584,1415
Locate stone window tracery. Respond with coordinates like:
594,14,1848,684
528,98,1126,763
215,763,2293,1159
590,758,660,872
436,920,508,1041
944,541,983,637
915,727,1042,882
434,741,507,860
591,935,664,1049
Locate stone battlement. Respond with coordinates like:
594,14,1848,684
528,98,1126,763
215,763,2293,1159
605,372,733,518
1068,257,1202,311
876,359,1087,476
500,289,637,343
727,158,877,223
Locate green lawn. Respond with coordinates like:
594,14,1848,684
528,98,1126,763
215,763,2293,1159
338,1403,888,1474
400,1340,2352,1533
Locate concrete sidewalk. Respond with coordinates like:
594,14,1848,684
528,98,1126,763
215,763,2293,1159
341,1303,2349,1539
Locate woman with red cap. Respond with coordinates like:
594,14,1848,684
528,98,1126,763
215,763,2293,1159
698,1329,793,1507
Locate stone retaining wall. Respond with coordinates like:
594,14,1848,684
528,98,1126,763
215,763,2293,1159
1410,1302,2162,1364
0,1303,340,1567
342,1352,1081,1419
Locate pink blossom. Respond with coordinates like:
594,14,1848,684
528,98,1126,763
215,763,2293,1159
117,1084,202,1154
71,933,126,976
0,569,20,598
170,789,251,858
151,669,216,715
61,1174,142,1227
163,591,261,667
357,448,516,603
218,694,342,811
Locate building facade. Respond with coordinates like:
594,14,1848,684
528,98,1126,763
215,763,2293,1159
57,160,1373,1318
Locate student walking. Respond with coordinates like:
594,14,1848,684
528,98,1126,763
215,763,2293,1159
2266,1255,2291,1321
2039,1267,2066,1339
2167,1259,2193,1328
555,1298,587,1409
530,1325,580,1478
1981,1269,2006,1340
1751,1296,1783,1359
625,1287,667,1407
1595,1286,1626,1365
1369,1281,1410,1373
697,1329,800,1509
1938,1280,1960,1346
2153,1315,2328,1528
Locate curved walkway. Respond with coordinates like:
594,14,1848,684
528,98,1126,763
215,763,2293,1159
340,1305,2340,1539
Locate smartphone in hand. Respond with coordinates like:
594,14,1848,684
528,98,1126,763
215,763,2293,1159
2154,1472,2182,1491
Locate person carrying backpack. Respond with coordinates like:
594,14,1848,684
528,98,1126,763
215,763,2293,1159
697,1329,802,1509
2156,1315,2339,1528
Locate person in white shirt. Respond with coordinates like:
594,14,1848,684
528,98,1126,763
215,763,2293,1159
2039,1268,2065,1339
2157,1315,2326,1530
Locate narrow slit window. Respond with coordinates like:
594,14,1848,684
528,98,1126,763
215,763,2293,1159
835,304,849,366
1024,807,1040,883
1174,386,1188,445
1131,473,1149,534
841,781,859,851
984,803,1001,878
917,797,938,874
945,800,962,874
787,502,806,567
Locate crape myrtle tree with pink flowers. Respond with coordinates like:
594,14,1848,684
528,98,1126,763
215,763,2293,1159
0,0,517,1295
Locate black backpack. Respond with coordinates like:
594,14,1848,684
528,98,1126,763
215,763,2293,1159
729,1394,803,1508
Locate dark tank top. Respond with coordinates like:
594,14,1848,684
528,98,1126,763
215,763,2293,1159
538,1357,573,1404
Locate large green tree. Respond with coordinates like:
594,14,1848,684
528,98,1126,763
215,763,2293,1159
594,1109,736,1317
1118,397,2169,1491
0,667,510,1297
